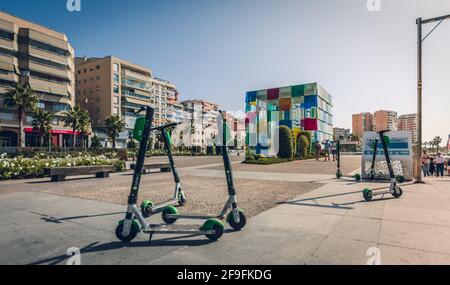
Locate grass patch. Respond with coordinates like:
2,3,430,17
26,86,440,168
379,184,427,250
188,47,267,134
243,155,316,165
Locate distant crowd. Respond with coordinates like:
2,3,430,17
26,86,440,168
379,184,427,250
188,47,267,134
422,150,450,178
314,140,338,162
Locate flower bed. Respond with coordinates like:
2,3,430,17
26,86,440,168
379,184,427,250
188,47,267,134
0,153,125,180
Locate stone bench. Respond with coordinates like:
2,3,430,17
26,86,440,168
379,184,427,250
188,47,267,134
130,163,171,174
44,165,115,182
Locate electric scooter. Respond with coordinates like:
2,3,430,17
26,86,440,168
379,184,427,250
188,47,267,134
115,106,225,243
362,130,404,202
367,138,379,180
140,122,186,218
160,111,247,231
335,140,361,182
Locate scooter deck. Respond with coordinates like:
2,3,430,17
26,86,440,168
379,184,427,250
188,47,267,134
143,224,213,235
167,213,223,220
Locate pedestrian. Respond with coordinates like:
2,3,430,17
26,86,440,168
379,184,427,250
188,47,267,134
421,150,431,177
435,153,445,178
331,141,338,162
322,140,331,162
430,157,436,176
315,141,322,162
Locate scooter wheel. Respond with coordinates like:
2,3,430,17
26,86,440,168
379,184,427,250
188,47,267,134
392,187,403,199
336,170,343,179
368,173,375,180
227,211,247,231
354,174,361,182
140,200,153,218
205,224,224,241
162,207,179,224
363,189,373,202
115,221,139,243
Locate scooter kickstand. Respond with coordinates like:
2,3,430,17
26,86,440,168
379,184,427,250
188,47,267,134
148,233,154,245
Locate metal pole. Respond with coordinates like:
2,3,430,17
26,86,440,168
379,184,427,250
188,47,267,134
416,18,423,183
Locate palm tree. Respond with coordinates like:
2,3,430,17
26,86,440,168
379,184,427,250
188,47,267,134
3,83,38,147
77,110,91,148
432,136,443,155
32,110,55,147
105,115,126,149
64,107,89,148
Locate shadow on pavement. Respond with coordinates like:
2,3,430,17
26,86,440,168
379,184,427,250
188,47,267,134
28,230,234,265
37,211,125,224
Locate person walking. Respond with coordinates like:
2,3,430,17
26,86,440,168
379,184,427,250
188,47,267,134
315,141,322,162
322,140,331,162
435,153,445,178
331,141,338,162
422,150,431,177
430,157,436,176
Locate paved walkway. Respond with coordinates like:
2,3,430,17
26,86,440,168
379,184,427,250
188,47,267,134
1,164,450,265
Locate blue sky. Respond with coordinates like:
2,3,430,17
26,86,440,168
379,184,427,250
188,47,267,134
1,0,450,142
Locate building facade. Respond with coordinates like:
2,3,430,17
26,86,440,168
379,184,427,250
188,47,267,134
373,110,398,132
245,82,333,156
0,12,75,148
398,113,418,143
333,127,350,141
181,100,219,150
75,56,177,147
352,112,373,139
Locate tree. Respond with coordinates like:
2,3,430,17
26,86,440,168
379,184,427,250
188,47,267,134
105,115,126,149
349,134,360,142
278,126,293,159
432,136,443,155
32,110,54,147
77,109,91,148
64,106,89,148
3,83,38,147
90,135,102,148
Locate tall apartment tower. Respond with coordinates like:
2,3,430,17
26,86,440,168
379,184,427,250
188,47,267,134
398,113,418,143
0,11,75,148
352,112,373,138
373,110,398,132
75,56,176,147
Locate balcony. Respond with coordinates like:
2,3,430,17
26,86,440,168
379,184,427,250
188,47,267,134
122,69,151,83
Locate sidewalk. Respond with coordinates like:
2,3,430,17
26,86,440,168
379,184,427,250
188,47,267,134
0,172,449,265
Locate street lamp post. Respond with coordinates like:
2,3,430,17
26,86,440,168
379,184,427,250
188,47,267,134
415,14,450,183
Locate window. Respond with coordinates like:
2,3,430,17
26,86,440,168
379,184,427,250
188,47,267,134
96,86,101,91
90,77,94,82
0,29,14,41
77,70,81,75
113,85,119,94
113,63,119,73
19,38,69,56
113,107,119,115
83,69,87,73
96,76,100,80
113,97,119,104
83,79,87,83
113,74,119,84
37,102,45,109
53,104,69,112
89,66,94,72
51,118,58,125
96,65,100,70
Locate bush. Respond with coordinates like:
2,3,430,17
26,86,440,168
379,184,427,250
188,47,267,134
278,126,293,159
243,157,292,165
0,153,125,180
90,136,102,148
298,131,312,155
297,135,309,158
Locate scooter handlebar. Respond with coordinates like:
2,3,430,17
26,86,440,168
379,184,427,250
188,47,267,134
151,122,182,131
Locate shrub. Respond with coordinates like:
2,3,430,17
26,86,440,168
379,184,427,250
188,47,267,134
0,153,125,180
90,136,102,148
278,126,293,159
298,131,312,155
297,135,309,158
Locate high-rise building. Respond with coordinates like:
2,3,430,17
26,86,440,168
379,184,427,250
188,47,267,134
75,56,176,147
352,112,373,139
245,82,333,156
373,110,398,132
0,11,75,148
398,113,418,143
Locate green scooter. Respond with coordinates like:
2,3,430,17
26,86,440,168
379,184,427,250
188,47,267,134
140,122,186,218
335,140,361,182
363,130,404,202
160,111,247,231
115,106,224,243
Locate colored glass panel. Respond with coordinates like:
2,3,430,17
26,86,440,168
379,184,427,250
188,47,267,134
267,88,280,100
